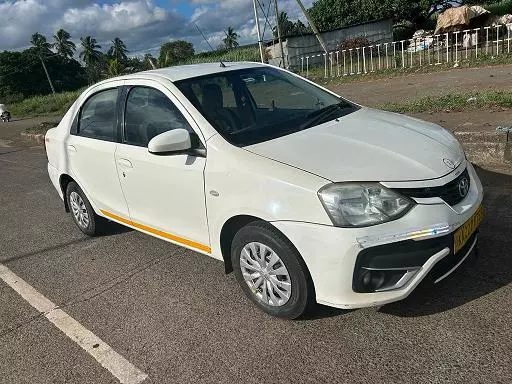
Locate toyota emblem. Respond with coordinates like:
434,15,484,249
458,177,469,198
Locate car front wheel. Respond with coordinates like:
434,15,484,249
231,222,314,319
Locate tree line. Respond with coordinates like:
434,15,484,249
0,26,240,102
2,0,499,102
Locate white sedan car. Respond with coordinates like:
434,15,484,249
45,62,483,319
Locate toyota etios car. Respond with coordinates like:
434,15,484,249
45,62,483,319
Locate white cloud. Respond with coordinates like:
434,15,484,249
0,0,315,55
61,1,167,34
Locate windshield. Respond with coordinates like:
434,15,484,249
175,67,358,146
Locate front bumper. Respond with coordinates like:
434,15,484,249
272,162,484,309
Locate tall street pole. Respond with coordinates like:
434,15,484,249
295,0,329,55
274,0,286,67
253,0,265,63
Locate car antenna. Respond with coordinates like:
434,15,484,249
195,24,226,68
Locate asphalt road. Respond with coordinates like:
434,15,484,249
0,144,511,384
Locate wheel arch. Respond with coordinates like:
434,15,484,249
59,173,75,212
219,215,315,291
220,215,261,274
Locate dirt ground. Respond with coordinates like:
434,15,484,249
328,64,512,107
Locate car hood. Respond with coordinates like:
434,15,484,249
244,108,465,182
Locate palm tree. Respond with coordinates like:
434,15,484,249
223,27,239,50
30,33,55,94
53,29,76,60
107,58,124,77
30,32,52,56
79,36,102,67
108,37,128,63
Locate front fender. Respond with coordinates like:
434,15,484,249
204,135,332,260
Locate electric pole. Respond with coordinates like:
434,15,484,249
253,0,265,63
274,0,286,68
295,0,329,55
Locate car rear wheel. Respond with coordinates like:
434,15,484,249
66,182,105,236
231,222,314,319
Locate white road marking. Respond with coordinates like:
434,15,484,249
0,263,148,384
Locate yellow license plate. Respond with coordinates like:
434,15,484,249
454,205,484,253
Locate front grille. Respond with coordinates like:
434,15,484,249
395,168,470,206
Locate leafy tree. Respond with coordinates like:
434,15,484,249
307,0,498,33
108,37,128,63
273,12,309,38
30,33,53,57
0,49,86,100
158,40,195,67
124,56,154,73
53,29,76,60
223,27,239,50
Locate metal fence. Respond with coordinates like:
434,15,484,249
299,24,512,78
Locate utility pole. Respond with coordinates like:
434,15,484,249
274,0,286,68
252,0,265,63
39,56,55,95
295,0,329,55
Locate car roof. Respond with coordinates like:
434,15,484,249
100,61,268,85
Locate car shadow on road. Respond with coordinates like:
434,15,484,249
379,164,512,317
101,221,133,236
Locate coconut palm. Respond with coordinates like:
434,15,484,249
223,26,239,50
30,33,53,56
30,33,55,94
53,29,76,59
79,36,102,67
107,58,124,77
108,37,128,63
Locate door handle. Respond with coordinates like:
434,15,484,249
117,158,133,168
67,145,77,152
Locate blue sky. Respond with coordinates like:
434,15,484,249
0,0,314,55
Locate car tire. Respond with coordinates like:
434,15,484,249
66,182,105,236
231,221,314,319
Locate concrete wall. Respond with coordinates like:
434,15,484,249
267,18,393,69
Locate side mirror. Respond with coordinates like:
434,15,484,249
148,129,192,155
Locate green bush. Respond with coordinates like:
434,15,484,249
9,90,82,118
176,45,261,65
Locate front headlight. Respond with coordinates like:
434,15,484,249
318,183,414,227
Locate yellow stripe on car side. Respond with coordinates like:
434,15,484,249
100,210,211,254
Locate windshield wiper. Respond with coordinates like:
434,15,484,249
299,102,348,130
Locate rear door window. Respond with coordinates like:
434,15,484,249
78,88,118,141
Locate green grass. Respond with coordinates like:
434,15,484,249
380,90,512,113
177,45,261,65
10,90,82,118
